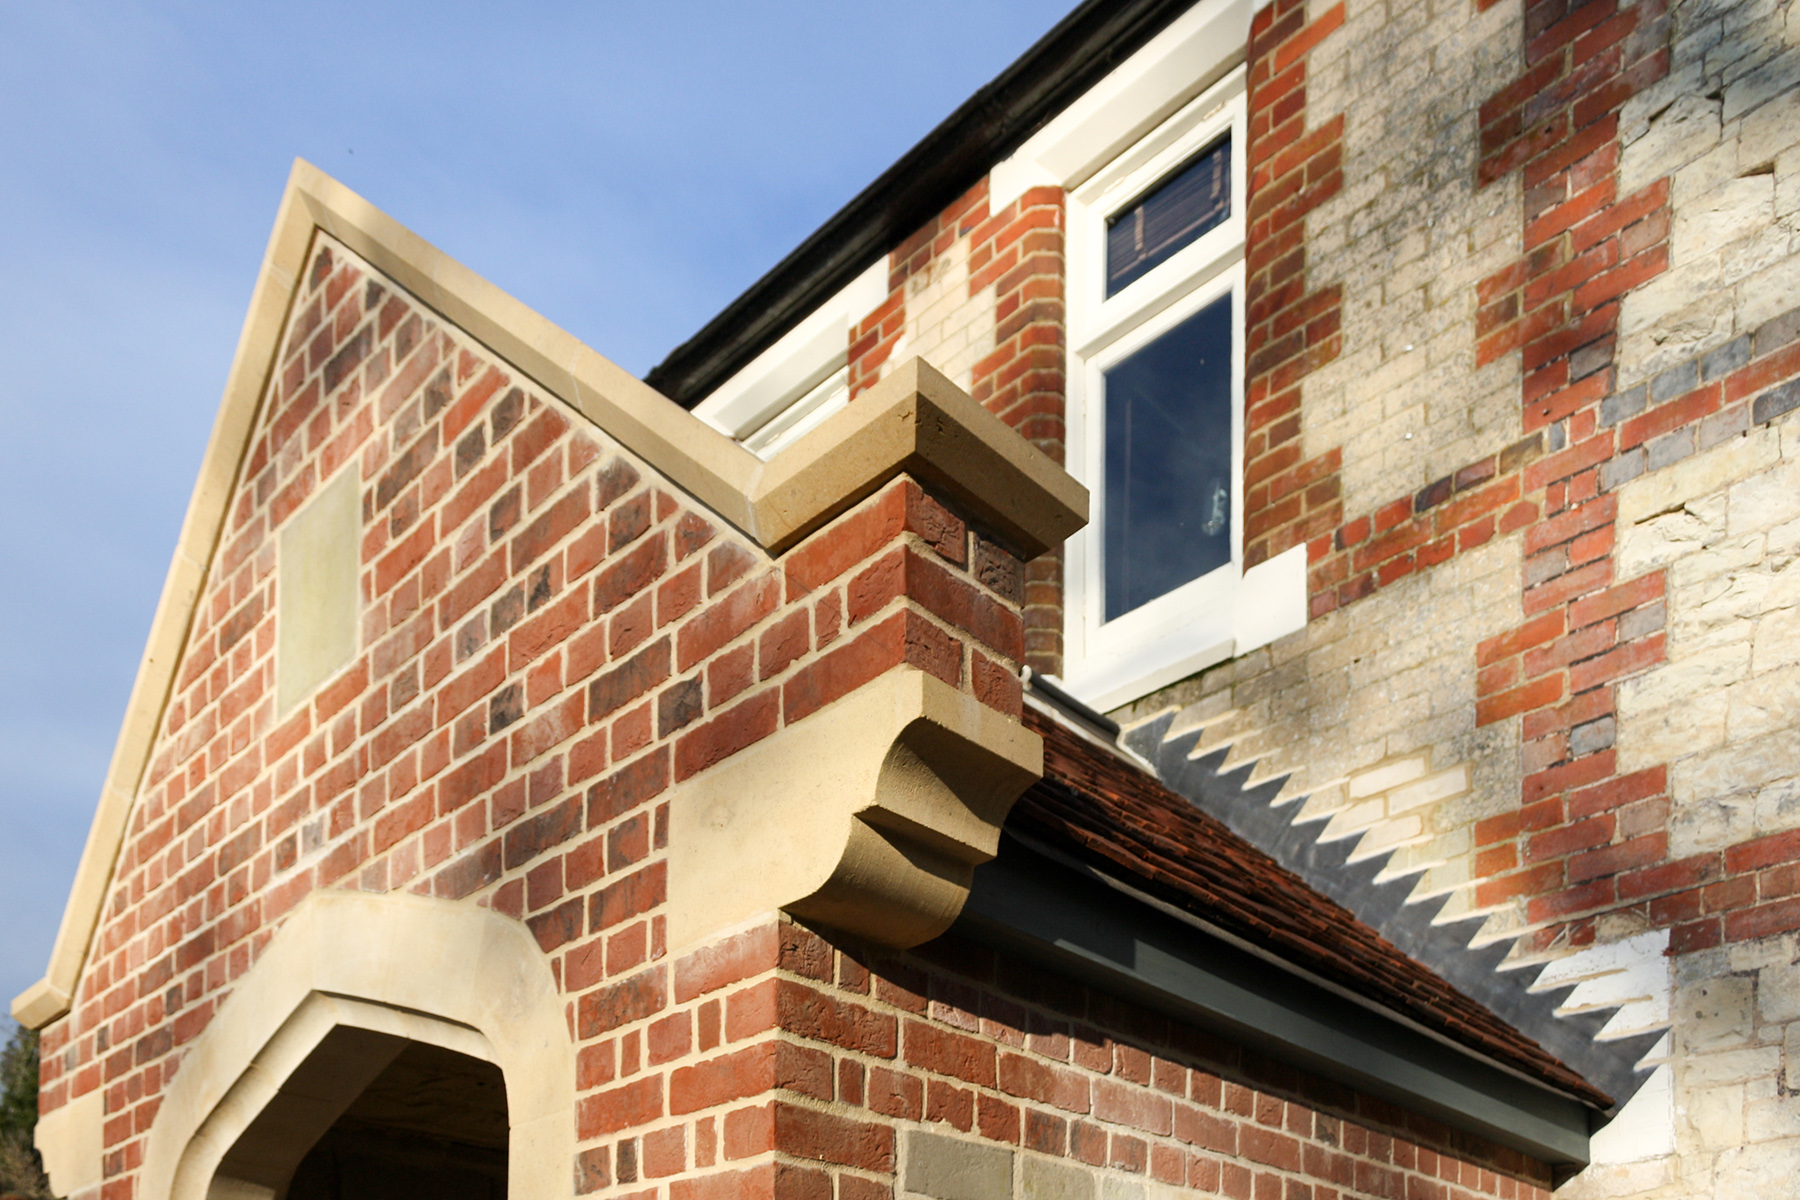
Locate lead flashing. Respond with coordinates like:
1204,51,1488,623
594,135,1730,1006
961,835,1599,1168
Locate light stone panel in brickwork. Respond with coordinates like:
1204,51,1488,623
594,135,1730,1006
1617,0,1800,384
1301,0,1529,501
1614,413,1800,865
890,235,997,395
1122,535,1521,924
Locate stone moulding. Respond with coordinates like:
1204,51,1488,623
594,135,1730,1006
669,667,1045,952
122,890,574,1200
11,159,1087,1030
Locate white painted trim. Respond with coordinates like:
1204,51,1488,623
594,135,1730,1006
1232,543,1309,655
741,364,850,459
692,257,887,450
1069,69,1248,355
988,0,1253,210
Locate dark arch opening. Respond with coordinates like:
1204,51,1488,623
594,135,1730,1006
210,1026,509,1200
285,1041,508,1200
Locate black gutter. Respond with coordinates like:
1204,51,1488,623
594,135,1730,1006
959,834,1601,1172
643,0,1199,409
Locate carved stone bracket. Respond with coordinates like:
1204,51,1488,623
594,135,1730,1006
668,667,1043,950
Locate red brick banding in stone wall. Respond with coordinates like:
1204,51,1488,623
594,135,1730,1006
1241,0,1800,956
969,186,1069,675
848,181,1070,674
1305,0,1668,616
1242,0,1347,573
1469,315,1800,955
31,237,1033,1196
1305,0,1800,955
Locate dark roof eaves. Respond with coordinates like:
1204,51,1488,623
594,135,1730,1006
642,0,1198,408
1011,708,1616,1111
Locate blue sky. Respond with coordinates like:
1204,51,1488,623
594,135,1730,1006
0,0,1074,1018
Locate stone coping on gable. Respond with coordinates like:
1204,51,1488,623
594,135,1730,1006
11,161,1087,1030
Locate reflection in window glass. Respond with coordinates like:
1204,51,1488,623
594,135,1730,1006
1102,294,1233,620
1105,137,1231,297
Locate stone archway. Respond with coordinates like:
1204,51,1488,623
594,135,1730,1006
141,891,574,1200
282,1035,509,1200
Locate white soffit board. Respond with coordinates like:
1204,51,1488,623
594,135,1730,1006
693,257,888,439
989,0,1253,211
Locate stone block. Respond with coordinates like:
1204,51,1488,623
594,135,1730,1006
1681,1045,1779,1087
1675,175,1776,262
903,1131,1013,1200
1621,93,1723,195
1736,245,1800,332
1618,260,1730,380
1685,1082,1746,1148
1021,1158,1093,1200
1727,663,1800,741
1670,792,1756,857
1670,529,1765,593
1619,644,1750,718
1753,603,1800,672
1758,961,1800,1023
1676,728,1800,805
1754,777,1800,836
1617,410,1778,525
1711,1136,1800,1192
1745,1092,1800,1139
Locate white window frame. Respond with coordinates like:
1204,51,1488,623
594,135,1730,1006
692,0,1306,709
1061,73,1257,709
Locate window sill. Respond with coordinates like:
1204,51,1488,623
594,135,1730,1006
1063,542,1307,711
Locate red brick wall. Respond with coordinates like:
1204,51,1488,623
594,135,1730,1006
582,918,1559,1200
32,224,1570,1200
32,218,1580,1200
34,234,1030,1198
850,181,1070,676
1243,0,1347,574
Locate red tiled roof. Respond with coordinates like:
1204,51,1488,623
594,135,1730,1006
1010,705,1613,1110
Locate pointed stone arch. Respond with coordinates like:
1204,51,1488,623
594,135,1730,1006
140,890,573,1200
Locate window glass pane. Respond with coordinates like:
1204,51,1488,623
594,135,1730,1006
1102,294,1233,620
1105,137,1231,297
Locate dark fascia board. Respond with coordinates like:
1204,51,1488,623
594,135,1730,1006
958,834,1599,1172
643,0,1198,408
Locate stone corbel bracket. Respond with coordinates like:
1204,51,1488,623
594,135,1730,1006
670,668,1043,950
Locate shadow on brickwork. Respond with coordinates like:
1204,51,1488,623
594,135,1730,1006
1122,713,1665,1110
